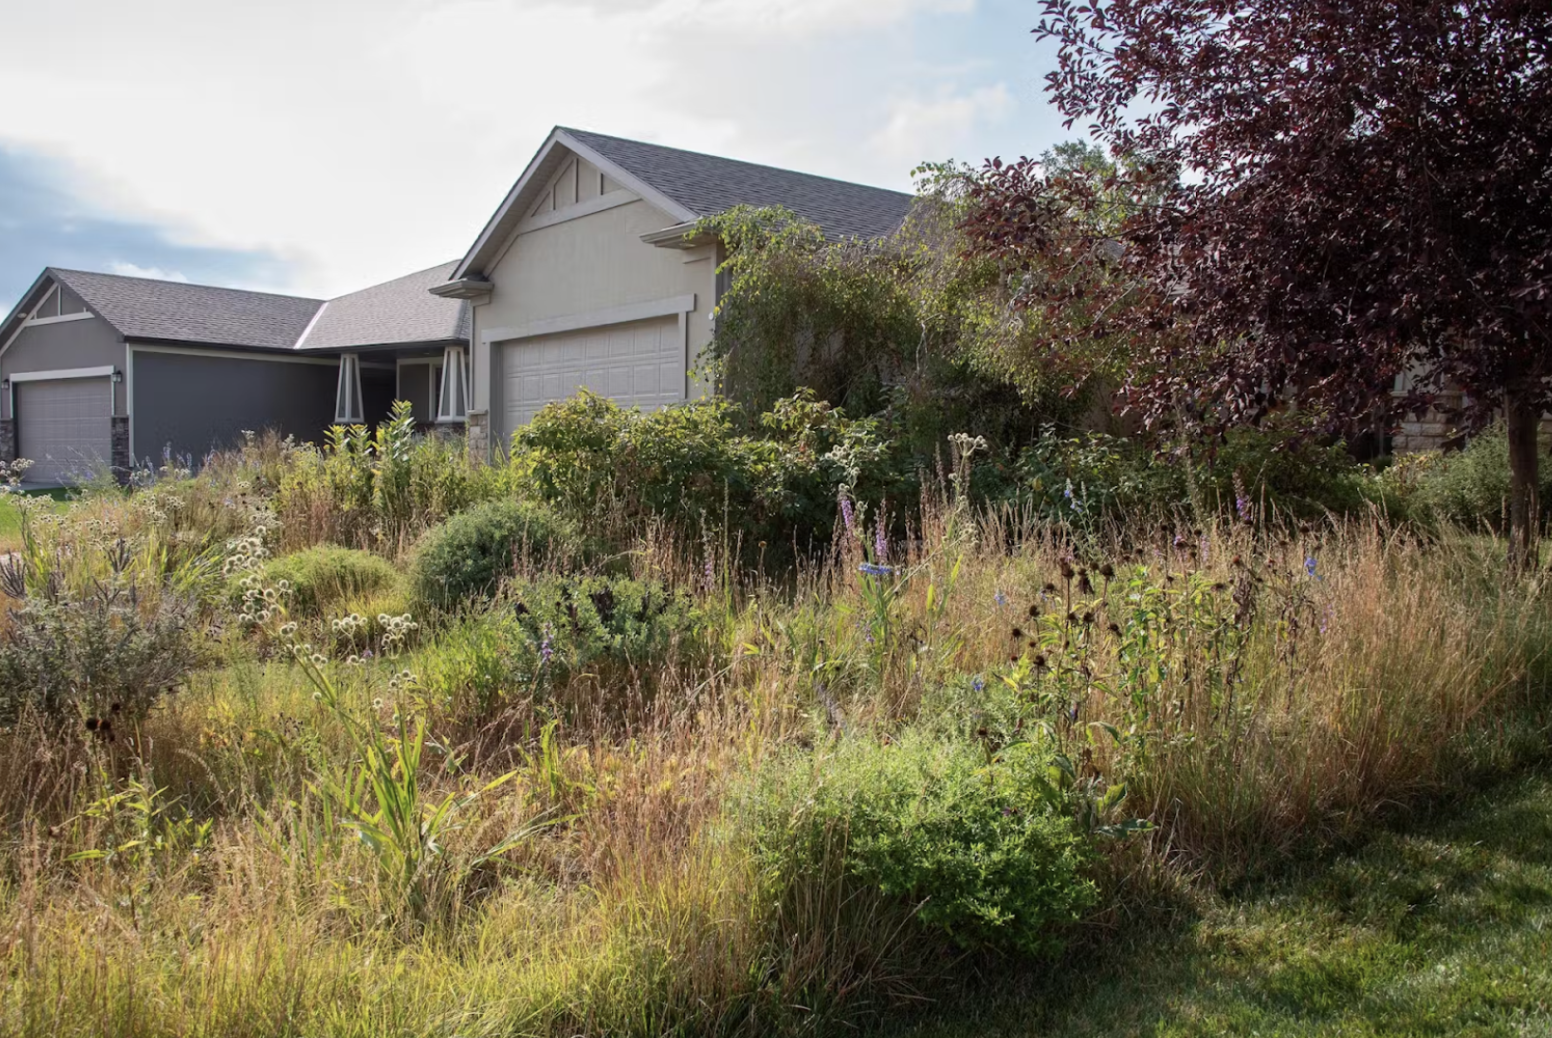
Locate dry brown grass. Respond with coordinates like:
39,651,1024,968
1,483,1548,1036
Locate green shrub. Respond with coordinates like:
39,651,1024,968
1006,420,1374,525
1382,424,1552,529
258,545,401,617
0,577,199,724
512,389,905,555
410,498,583,612
745,731,1097,957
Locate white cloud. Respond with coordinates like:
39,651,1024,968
869,83,1014,166
0,0,1029,298
107,262,190,283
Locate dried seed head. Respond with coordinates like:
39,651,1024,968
1100,563,1115,579
1010,627,1024,640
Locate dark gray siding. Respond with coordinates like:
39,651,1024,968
398,363,432,422
0,315,127,417
363,367,396,426
130,348,336,465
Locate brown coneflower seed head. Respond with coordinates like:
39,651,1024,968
1028,639,1039,649
1233,555,1244,568
1010,627,1023,639
1082,611,1094,625
1213,581,1228,592
1166,575,1176,584
1066,611,1078,625
977,727,989,739
1100,563,1115,579
1078,574,1095,595
1108,622,1121,636
1010,654,1021,663
1028,604,1040,618
110,702,122,714
1043,582,1058,594
84,718,99,731
1060,562,1075,581
1033,654,1048,668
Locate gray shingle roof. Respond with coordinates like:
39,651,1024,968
562,128,915,240
49,268,324,349
42,265,469,352
298,261,468,350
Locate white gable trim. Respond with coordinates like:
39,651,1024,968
453,129,699,281
292,301,330,349
481,293,696,344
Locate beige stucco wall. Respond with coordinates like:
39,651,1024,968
472,191,719,443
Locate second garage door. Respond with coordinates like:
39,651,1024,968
500,315,685,433
16,377,113,484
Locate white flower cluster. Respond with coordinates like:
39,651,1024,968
0,457,33,494
378,612,419,657
386,669,418,694
236,574,291,627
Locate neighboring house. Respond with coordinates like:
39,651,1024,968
0,263,470,483
0,127,913,481
429,127,914,458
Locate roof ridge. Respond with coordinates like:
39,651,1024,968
557,127,913,198
48,267,325,304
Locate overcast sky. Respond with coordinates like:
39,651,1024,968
0,0,1073,313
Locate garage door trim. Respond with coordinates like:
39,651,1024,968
10,365,117,382
480,293,696,344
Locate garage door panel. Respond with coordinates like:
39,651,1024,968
501,315,685,433
17,377,113,484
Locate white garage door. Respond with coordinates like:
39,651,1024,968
16,377,112,484
500,315,685,433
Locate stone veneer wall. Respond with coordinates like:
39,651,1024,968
111,416,130,485
0,419,14,465
465,410,489,464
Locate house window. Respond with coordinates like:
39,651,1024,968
335,354,364,423
437,346,468,422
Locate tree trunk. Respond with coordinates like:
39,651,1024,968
1505,386,1541,573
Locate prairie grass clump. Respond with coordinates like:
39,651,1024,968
2,417,1550,1038
255,543,402,616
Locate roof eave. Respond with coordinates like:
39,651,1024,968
640,223,714,250
428,277,494,301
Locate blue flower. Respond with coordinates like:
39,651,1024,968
1305,557,1318,578
971,675,985,693
858,562,895,578
994,590,1008,607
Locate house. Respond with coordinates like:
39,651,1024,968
0,128,913,481
0,263,471,482
429,127,914,459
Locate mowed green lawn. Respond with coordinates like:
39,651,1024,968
0,488,73,552
900,773,1552,1038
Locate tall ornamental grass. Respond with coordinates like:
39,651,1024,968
1,459,1549,1037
